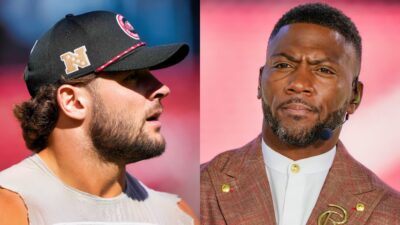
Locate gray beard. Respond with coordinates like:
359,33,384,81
262,98,347,147
89,98,165,165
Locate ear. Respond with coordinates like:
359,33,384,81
347,80,363,115
57,84,91,120
257,66,263,99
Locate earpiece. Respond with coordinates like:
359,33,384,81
352,77,361,104
258,66,264,99
353,92,361,104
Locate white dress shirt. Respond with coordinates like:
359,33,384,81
261,139,336,225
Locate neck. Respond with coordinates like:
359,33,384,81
38,127,126,198
262,120,339,161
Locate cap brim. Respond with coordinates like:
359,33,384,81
103,43,189,72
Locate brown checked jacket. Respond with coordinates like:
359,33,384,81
201,135,400,225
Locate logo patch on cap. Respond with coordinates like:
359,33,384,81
116,14,140,40
60,46,91,75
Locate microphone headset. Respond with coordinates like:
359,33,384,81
319,113,349,140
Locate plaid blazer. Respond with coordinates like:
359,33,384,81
201,135,400,225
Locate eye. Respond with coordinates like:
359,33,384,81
123,73,139,82
317,67,335,75
273,63,292,69
121,73,141,88
125,74,135,80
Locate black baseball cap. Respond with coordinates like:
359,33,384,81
24,11,189,97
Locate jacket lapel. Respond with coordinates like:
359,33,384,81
213,135,277,225
306,141,386,225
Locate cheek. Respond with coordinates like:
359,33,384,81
100,94,147,120
261,75,284,109
105,87,145,106
334,81,351,106
317,80,351,117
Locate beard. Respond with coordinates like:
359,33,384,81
262,98,347,147
89,95,165,165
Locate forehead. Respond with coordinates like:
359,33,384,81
267,23,357,63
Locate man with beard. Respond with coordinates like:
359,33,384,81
201,3,400,225
0,11,198,225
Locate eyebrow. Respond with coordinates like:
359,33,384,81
307,58,335,65
270,52,336,65
270,52,301,63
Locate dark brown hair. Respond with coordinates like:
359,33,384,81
13,74,96,152
270,3,362,61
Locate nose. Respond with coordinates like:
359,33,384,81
145,72,171,100
285,65,314,96
142,71,170,100
151,83,170,100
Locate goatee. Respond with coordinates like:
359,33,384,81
262,98,347,147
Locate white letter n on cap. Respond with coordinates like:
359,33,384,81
60,46,91,74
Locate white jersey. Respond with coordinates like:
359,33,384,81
0,155,193,225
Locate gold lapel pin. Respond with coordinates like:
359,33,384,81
356,203,365,212
318,204,348,225
221,184,230,193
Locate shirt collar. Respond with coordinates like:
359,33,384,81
261,138,336,174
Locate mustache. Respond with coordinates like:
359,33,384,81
145,103,163,117
277,97,319,113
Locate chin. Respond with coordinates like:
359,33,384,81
280,114,318,126
280,117,311,126
147,132,166,145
